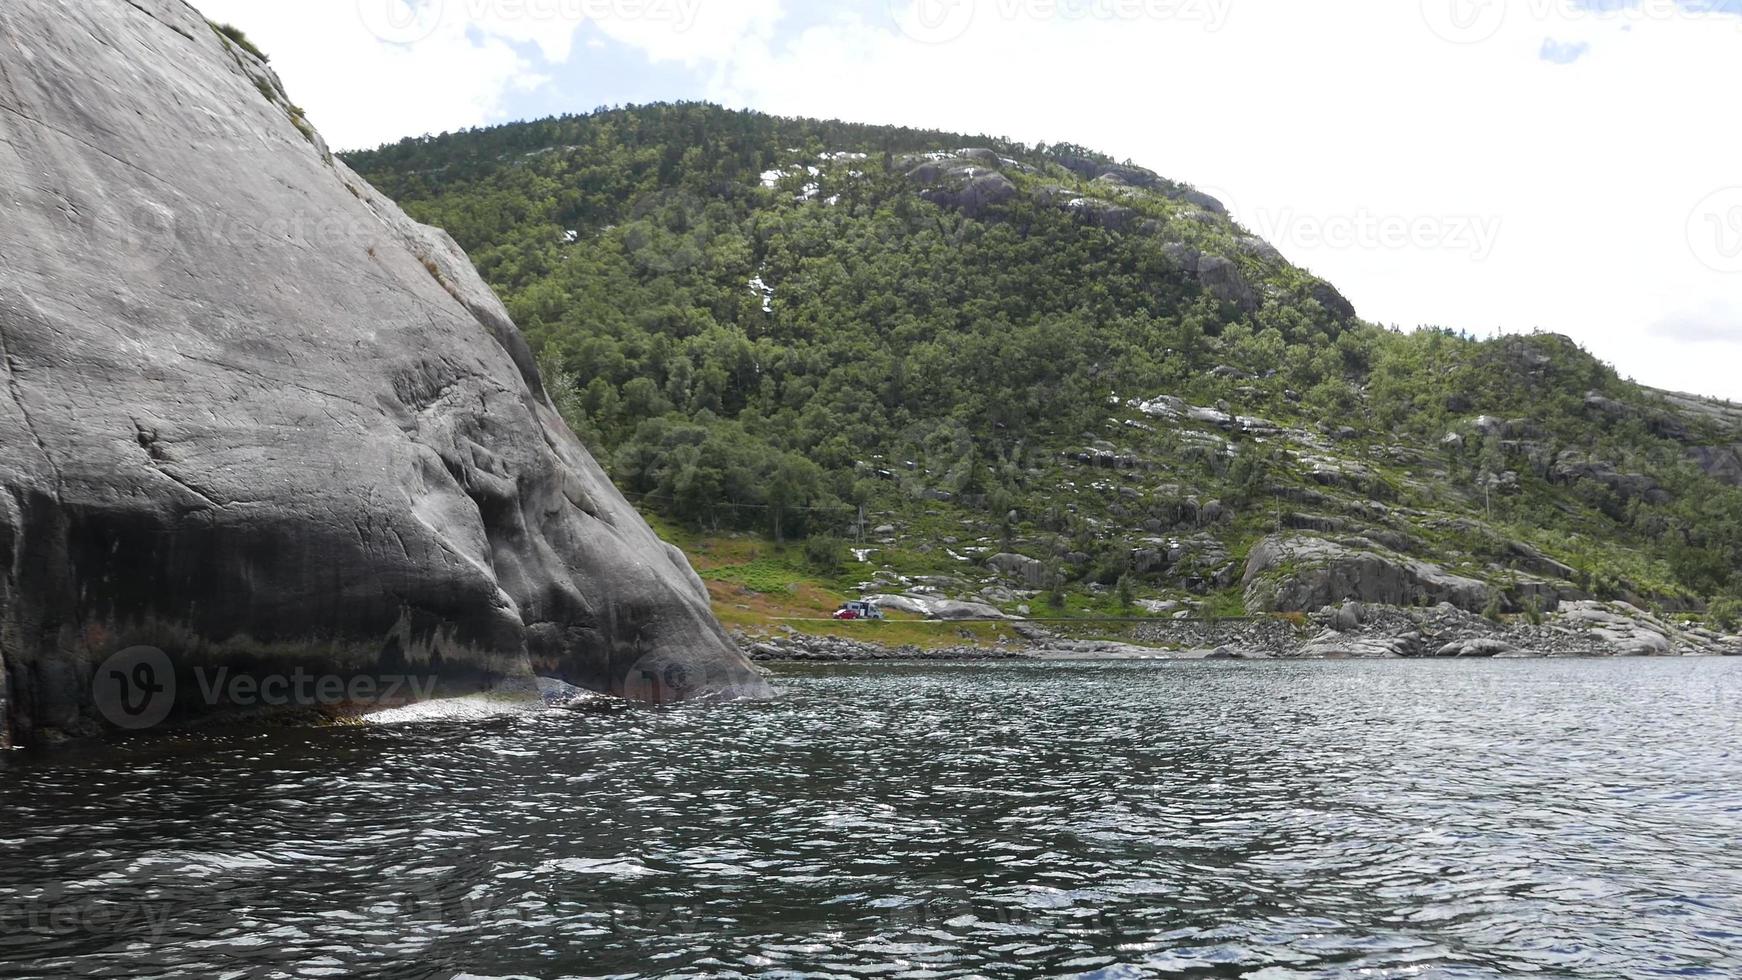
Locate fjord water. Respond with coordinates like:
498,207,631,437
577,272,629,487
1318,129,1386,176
3,659,1740,979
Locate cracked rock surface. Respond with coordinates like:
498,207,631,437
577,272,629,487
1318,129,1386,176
0,0,766,745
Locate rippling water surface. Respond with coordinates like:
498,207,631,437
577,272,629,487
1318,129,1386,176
4,658,1741,979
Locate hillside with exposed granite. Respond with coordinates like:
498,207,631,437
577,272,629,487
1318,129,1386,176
345,104,1742,658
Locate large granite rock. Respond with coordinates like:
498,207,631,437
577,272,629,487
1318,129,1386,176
1307,279,1358,321
1052,156,1227,214
1194,255,1260,313
906,160,1017,216
0,0,767,745
1557,601,1675,657
1243,535,1492,613
1298,631,1420,659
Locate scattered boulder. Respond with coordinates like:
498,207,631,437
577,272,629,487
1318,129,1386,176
1174,186,1228,215
1161,242,1201,273
1065,196,1139,231
1558,602,1674,656
1473,415,1507,437
1307,279,1357,320
1134,394,1187,419
1330,603,1363,632
1050,157,1225,213
1188,405,1236,428
1433,639,1520,658
1238,236,1284,264
1094,163,1165,190
909,160,1018,216
1131,549,1170,575
1195,255,1259,312
1205,645,1271,660
987,553,1050,589
1299,632,1418,659
1584,390,1628,417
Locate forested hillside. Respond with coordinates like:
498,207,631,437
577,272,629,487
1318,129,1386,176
346,103,1742,623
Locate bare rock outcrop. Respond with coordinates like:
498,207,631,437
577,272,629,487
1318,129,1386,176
0,0,767,745
1243,535,1492,613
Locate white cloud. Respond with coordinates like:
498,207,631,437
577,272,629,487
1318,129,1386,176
588,0,783,64
1540,37,1592,62
192,0,1742,399
196,0,557,149
1649,300,1742,345
194,0,783,147
706,0,1742,399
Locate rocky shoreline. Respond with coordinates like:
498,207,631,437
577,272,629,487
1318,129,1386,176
742,635,1026,663
740,599,1742,663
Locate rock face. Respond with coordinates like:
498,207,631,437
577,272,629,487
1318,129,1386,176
1687,444,1742,487
908,161,1017,216
1549,451,1670,508
1243,535,1492,613
1434,638,1520,659
0,0,767,745
904,155,1308,321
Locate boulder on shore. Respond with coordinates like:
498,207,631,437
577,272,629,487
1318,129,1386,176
0,0,767,746
1434,639,1521,658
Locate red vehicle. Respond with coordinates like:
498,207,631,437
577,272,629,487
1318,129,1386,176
831,600,885,621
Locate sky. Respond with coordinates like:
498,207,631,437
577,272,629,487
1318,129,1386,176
195,0,1742,399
